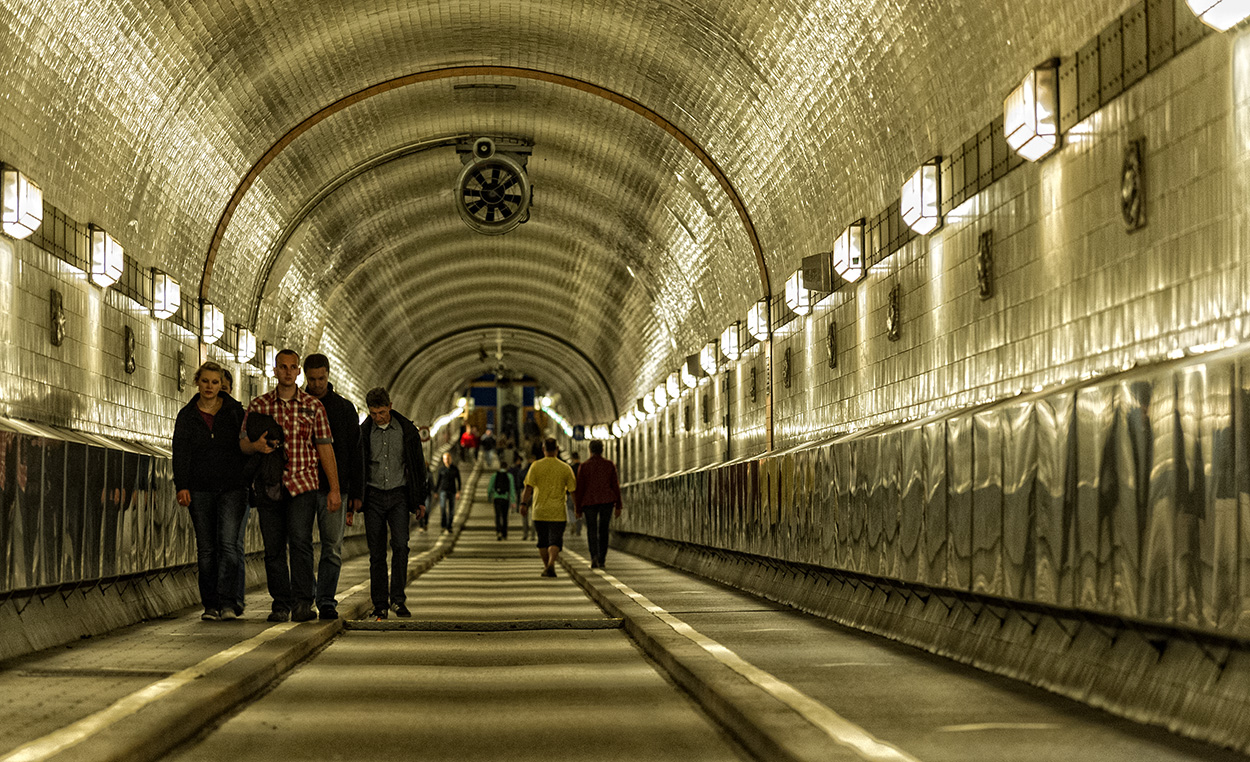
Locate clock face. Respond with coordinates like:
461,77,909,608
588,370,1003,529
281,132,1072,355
456,154,531,235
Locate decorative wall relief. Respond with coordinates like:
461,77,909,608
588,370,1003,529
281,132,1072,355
684,404,691,432
124,326,137,374
701,393,710,425
887,284,902,342
1121,137,1146,231
827,321,837,369
49,289,65,347
977,230,994,300
782,346,792,389
749,366,758,403
177,349,187,392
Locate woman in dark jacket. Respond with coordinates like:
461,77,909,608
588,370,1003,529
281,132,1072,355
173,361,248,621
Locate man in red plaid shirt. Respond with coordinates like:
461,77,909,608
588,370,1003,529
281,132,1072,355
240,348,340,622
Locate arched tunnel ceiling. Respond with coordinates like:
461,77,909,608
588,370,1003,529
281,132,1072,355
5,0,1129,425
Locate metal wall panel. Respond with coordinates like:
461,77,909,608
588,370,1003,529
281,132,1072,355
1112,379,1153,617
880,432,902,579
1075,386,1111,609
863,436,885,576
1206,363,1237,631
947,416,973,589
898,427,924,584
1003,402,1037,600
1034,392,1074,606
923,421,948,586
1144,373,1177,623
972,410,1005,595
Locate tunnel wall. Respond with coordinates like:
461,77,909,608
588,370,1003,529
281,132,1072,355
617,349,1250,639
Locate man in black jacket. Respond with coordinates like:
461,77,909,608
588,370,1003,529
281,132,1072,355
354,387,428,620
303,353,363,620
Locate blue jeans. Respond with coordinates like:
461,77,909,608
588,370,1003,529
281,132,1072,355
187,489,248,612
314,491,347,611
439,490,456,531
257,490,319,613
364,487,411,610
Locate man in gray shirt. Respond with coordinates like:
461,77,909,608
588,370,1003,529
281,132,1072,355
355,387,428,620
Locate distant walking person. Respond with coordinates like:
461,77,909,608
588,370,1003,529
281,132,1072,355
173,362,248,620
480,428,498,468
488,464,517,540
435,451,462,533
566,450,583,536
303,353,362,620
357,387,428,620
573,440,623,569
240,349,341,623
512,453,531,540
520,438,577,578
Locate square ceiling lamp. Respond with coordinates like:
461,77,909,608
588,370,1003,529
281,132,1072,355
1,165,42,239
833,219,865,283
611,421,624,438
201,301,224,345
746,299,770,341
652,383,667,409
1187,0,1250,29
785,270,811,316
234,325,256,363
263,342,277,377
901,159,942,235
89,225,124,287
1004,60,1060,161
151,269,180,320
700,341,719,376
720,322,741,362
666,372,681,400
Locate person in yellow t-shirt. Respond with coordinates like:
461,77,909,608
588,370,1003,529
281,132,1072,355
520,437,577,578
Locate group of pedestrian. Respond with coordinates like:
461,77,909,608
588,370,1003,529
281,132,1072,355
172,349,429,624
519,437,622,576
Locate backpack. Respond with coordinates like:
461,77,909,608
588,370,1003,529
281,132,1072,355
491,470,511,496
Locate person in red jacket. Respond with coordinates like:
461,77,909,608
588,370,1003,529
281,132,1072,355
572,440,623,569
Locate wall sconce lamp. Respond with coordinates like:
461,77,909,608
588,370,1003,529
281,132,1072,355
833,219,866,283
682,355,703,388
151,269,180,320
644,392,658,414
654,383,669,409
746,299,770,341
611,421,624,438
1004,60,1060,161
262,342,277,377
201,300,224,345
1,165,42,239
1187,0,1250,30
234,325,256,363
591,424,612,440
901,159,942,234
89,225,124,287
784,270,811,316
720,322,741,362
700,341,719,376
666,372,681,400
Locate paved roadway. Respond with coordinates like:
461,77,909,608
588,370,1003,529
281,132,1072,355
0,465,1245,762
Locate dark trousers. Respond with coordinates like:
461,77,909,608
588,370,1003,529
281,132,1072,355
582,503,614,565
257,489,319,613
188,488,248,612
493,498,510,538
364,487,410,610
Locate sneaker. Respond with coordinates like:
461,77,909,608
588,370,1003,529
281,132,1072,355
542,567,557,578
370,608,388,620
201,609,220,621
267,609,291,622
291,604,316,622
392,603,412,618
220,608,238,621
318,607,339,621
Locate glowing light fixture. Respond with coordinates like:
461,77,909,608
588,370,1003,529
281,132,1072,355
89,226,124,287
262,342,277,377
643,394,657,414
785,270,811,316
654,383,668,409
720,323,741,361
592,424,611,440
666,372,681,400
1187,0,1250,30
833,219,865,283
746,299,769,341
700,341,719,376
1004,60,1060,161
682,355,702,389
200,301,224,345
151,269,180,320
1,165,42,239
901,159,942,234
234,325,256,363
